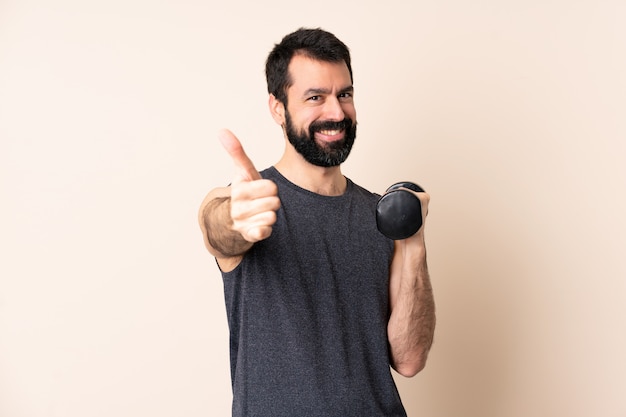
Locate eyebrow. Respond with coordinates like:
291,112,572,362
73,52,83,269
302,86,354,97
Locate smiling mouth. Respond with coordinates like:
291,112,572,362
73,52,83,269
315,129,345,142
310,118,351,143
319,129,342,135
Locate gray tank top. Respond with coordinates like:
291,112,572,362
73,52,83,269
222,167,405,416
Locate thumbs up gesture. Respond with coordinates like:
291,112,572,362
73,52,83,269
218,129,281,243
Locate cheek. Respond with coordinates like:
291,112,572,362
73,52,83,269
294,110,320,129
343,104,357,121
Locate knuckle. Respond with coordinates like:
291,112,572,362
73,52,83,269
230,202,244,220
265,210,277,225
230,184,245,201
268,180,279,195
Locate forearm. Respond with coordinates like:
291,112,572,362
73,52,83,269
204,196,254,257
388,238,436,377
198,190,252,259
198,174,280,263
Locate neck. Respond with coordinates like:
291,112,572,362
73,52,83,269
274,149,347,196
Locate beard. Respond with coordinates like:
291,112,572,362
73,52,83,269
284,110,357,167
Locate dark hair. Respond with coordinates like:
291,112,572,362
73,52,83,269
265,28,353,105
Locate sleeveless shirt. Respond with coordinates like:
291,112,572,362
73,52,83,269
221,167,406,416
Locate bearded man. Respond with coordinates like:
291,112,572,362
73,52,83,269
198,27,435,417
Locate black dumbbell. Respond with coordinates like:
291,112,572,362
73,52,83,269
376,182,425,240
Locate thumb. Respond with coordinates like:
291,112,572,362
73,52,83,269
218,129,261,181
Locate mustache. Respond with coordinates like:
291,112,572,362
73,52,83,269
309,118,353,133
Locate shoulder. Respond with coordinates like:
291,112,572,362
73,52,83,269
346,177,381,201
259,166,278,180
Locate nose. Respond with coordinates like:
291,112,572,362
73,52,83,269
322,96,345,121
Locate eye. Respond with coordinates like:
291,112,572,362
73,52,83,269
338,92,353,101
307,95,321,102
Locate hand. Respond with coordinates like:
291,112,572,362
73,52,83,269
412,189,429,237
376,182,430,241
218,129,281,243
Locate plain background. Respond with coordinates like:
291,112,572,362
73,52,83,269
1,0,625,416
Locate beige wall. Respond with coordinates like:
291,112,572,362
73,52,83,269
1,1,625,416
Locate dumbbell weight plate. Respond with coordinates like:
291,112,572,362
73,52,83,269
385,182,424,194
376,182,424,240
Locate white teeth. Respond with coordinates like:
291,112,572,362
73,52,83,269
320,129,341,135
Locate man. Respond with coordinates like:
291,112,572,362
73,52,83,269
198,28,435,416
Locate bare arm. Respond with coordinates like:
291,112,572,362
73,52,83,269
198,130,280,271
387,191,436,377
198,187,250,258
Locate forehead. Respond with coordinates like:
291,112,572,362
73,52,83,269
287,54,352,94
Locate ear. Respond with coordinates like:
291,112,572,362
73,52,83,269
268,94,286,126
